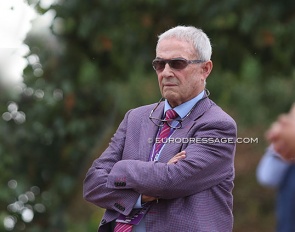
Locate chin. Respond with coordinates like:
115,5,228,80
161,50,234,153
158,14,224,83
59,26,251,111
163,94,180,106
163,92,176,100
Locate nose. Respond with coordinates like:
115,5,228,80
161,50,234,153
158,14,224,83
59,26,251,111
164,63,171,70
160,63,173,75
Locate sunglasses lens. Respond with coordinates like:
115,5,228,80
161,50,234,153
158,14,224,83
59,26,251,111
152,59,189,71
170,59,188,69
152,60,165,71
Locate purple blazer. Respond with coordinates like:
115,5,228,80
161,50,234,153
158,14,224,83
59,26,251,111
83,95,237,232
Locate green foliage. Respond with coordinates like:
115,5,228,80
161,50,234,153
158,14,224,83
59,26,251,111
1,0,295,231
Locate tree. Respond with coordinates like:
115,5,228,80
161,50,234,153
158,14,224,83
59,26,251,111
1,0,295,231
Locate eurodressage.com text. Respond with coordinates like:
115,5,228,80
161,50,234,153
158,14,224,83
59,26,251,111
148,137,259,144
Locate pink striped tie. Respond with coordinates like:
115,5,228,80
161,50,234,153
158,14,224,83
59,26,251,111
154,109,178,156
114,222,133,232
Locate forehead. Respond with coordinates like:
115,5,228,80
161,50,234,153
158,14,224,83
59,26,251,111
156,38,196,59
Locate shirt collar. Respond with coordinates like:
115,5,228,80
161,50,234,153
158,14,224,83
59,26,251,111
164,90,205,119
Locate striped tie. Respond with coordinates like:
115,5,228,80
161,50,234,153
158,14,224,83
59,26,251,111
114,222,133,232
154,109,178,156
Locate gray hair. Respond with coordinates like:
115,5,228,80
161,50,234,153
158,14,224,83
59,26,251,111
157,26,212,61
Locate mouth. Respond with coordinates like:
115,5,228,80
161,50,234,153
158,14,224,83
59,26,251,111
163,83,177,87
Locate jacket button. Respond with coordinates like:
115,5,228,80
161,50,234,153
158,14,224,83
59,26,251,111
114,203,125,212
101,219,107,225
115,182,126,187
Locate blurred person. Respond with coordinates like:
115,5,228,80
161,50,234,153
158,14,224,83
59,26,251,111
83,25,237,232
258,104,295,232
257,145,295,232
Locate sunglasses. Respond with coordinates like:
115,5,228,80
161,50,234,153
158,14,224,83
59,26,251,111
152,58,205,71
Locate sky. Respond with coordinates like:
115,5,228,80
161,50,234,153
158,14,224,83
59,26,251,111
0,0,36,49
0,0,55,88
0,0,36,86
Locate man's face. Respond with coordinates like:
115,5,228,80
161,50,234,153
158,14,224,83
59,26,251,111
155,38,212,107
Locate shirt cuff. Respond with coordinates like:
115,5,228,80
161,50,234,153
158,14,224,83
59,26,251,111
134,195,142,208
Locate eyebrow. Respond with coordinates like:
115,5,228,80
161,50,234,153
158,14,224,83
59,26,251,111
155,57,184,60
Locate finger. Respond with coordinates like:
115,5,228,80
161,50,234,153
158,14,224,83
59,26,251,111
174,154,186,162
175,151,186,160
168,152,186,164
169,152,185,161
278,114,291,126
168,158,180,164
174,151,186,157
142,195,156,202
289,103,295,117
266,122,281,141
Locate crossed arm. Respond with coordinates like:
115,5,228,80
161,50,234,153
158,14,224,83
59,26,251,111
83,110,236,214
83,147,186,213
83,110,188,214
141,151,186,203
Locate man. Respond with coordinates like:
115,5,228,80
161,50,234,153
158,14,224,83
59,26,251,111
83,26,237,232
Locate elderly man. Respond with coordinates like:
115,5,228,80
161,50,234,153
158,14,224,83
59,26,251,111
83,25,237,232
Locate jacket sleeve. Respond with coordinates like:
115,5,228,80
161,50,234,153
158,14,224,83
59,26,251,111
83,110,140,216
256,145,291,188
105,117,237,199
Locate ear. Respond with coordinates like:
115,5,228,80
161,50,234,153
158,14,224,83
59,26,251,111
202,60,213,79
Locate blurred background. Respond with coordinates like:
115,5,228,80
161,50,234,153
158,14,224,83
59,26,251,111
1,0,295,231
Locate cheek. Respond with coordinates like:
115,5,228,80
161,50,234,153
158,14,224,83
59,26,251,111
157,76,162,86
157,77,164,93
181,77,199,93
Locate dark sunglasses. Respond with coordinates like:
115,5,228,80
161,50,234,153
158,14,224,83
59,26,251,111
152,58,205,71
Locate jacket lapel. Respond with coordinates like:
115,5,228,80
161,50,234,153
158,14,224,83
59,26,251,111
158,95,213,163
139,102,165,161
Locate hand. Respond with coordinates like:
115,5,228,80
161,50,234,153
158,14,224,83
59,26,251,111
266,104,295,161
168,151,186,164
141,194,157,203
